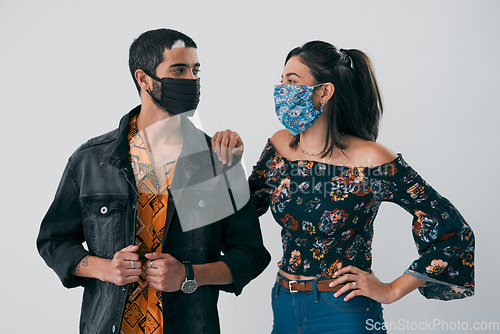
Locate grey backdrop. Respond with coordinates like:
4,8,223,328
1,0,499,333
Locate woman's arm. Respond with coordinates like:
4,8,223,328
330,144,474,303
328,266,426,304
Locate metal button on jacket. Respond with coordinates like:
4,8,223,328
100,206,108,215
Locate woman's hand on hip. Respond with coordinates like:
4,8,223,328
328,265,398,304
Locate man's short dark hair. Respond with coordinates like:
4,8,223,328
129,28,197,93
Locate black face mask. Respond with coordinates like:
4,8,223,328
143,69,201,117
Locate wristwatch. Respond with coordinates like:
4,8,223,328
180,262,198,294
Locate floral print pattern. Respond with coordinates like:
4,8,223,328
274,84,324,136
426,259,448,275
249,138,475,300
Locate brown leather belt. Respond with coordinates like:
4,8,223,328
277,275,346,293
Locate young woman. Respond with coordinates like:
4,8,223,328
213,41,475,333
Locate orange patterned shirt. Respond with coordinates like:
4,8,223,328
120,115,177,334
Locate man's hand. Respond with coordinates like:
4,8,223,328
211,129,244,166
145,252,186,292
102,245,141,286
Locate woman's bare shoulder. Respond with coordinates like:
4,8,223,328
344,136,398,168
270,130,293,156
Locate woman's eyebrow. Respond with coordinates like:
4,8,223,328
285,72,301,78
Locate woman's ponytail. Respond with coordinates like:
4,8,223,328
343,49,383,141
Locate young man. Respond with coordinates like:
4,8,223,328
37,28,270,334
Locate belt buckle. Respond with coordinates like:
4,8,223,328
288,280,298,293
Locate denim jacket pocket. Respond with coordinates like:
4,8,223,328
81,196,127,258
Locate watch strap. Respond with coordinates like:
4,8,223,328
183,262,194,280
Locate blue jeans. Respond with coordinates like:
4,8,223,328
271,273,387,334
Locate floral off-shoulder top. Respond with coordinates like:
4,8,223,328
248,138,475,300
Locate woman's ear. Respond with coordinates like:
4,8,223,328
321,82,335,102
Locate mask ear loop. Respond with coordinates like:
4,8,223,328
142,69,162,82
142,69,163,105
314,83,328,112
146,89,162,105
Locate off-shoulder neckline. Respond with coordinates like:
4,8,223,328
265,138,404,172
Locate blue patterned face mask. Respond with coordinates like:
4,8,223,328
274,84,324,136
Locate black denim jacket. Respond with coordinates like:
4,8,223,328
37,105,271,334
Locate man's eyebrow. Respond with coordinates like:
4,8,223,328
169,62,201,68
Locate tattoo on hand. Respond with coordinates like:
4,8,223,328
73,255,90,273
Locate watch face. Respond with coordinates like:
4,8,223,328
181,280,198,294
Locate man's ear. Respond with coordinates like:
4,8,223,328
135,69,151,92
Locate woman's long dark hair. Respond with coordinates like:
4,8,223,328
286,41,383,157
